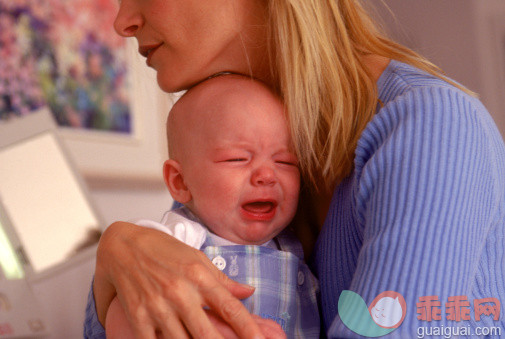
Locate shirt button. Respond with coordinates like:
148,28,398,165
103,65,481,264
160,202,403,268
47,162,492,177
298,271,305,285
212,256,226,271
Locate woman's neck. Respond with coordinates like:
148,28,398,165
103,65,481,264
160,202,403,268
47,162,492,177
362,54,390,82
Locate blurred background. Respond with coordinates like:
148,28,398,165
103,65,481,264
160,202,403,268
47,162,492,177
0,1,504,338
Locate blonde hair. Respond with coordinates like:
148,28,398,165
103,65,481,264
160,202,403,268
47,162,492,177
267,0,474,191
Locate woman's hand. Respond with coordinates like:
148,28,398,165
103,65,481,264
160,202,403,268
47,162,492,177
105,296,286,339
207,311,287,339
93,221,265,339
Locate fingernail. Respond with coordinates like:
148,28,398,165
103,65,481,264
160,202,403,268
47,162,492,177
242,283,255,291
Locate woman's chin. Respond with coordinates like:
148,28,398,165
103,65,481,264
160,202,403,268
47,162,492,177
156,67,214,93
155,68,196,93
156,73,185,93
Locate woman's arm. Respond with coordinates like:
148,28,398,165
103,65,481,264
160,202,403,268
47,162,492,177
90,221,265,338
325,87,505,337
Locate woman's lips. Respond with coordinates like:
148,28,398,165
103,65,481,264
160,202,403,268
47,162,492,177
138,43,163,66
240,201,277,221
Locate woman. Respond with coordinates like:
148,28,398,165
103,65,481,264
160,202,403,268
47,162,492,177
85,0,505,338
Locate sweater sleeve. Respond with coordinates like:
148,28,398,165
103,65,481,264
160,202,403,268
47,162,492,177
83,279,106,339
328,86,505,337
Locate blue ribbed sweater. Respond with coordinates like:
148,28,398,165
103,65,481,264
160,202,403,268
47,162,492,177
313,60,505,338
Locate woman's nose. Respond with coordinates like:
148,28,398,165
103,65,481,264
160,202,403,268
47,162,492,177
113,2,143,37
251,166,276,186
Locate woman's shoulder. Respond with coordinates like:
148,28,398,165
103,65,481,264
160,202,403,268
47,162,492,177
353,59,505,193
377,59,464,101
375,59,492,120
361,60,502,152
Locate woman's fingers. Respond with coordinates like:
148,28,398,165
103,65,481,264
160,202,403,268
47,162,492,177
172,303,223,339
119,260,212,338
226,281,257,299
130,322,158,339
106,293,193,339
156,249,262,338
148,278,222,339
168,254,259,338
206,310,287,339
201,276,264,339
206,309,241,338
125,295,191,339
144,314,190,339
195,250,256,299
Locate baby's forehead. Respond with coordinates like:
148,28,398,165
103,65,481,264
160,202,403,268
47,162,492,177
167,75,286,157
184,75,274,108
170,76,281,127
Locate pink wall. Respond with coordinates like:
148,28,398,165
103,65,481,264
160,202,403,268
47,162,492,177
371,0,505,138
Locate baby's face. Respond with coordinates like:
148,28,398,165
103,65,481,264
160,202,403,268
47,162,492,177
172,81,300,245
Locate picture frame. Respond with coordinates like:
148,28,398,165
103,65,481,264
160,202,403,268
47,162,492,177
59,41,172,184
0,109,104,276
0,2,172,185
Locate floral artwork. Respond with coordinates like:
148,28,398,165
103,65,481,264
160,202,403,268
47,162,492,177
0,0,131,133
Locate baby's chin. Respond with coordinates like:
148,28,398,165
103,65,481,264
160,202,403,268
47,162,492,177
207,221,281,245
236,235,276,246
231,224,284,246
204,214,291,245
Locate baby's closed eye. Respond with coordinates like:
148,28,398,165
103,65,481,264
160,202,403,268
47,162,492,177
275,160,298,166
274,154,299,167
224,158,248,162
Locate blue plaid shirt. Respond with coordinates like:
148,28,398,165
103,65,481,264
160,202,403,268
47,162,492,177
202,230,320,338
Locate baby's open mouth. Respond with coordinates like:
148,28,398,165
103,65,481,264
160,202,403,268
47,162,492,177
242,201,277,214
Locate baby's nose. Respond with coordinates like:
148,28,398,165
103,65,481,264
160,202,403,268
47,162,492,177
251,166,276,186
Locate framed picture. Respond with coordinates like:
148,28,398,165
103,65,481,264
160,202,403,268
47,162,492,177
60,46,171,184
0,0,171,183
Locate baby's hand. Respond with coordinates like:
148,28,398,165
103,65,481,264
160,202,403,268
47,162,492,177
251,315,287,339
105,297,135,339
207,310,287,339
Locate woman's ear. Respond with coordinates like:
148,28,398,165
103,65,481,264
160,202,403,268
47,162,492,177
163,159,192,204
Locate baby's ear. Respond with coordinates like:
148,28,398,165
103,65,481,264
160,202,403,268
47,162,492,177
163,159,192,204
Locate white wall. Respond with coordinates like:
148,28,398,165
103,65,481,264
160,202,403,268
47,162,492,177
29,248,97,339
24,185,173,339
90,183,173,228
